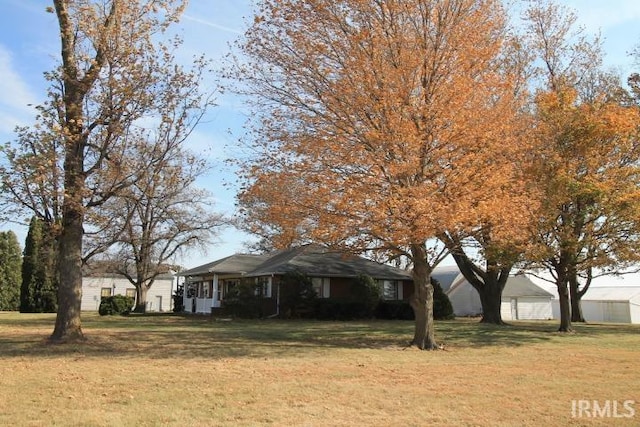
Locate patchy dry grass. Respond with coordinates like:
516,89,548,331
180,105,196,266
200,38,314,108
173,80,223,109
0,313,638,426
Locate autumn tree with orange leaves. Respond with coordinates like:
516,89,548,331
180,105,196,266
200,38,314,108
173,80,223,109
234,0,529,349
523,1,640,332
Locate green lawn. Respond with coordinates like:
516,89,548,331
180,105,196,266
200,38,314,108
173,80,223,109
0,312,638,426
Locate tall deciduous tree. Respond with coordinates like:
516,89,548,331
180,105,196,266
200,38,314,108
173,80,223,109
524,1,640,332
20,217,58,313
0,1,207,341
234,0,526,349
87,138,226,313
0,230,22,311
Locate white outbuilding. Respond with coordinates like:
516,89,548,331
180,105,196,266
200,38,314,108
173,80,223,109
432,265,554,320
580,286,640,324
499,275,554,321
525,271,640,324
81,262,179,312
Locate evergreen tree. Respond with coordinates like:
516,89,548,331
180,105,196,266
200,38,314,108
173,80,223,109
432,278,455,320
0,230,22,311
20,218,37,312
20,217,58,313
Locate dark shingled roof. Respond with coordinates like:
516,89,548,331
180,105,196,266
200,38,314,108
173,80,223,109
179,253,271,277
179,245,411,281
247,245,411,280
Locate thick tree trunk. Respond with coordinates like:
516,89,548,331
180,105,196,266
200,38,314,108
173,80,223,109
478,283,506,325
50,205,85,342
557,280,573,332
409,244,438,350
134,285,148,313
444,236,509,325
569,275,586,323
50,66,87,341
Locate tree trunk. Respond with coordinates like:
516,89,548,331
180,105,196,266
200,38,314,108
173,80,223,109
408,244,438,350
478,283,506,325
50,74,87,341
134,285,148,313
50,204,84,342
557,280,573,332
445,236,509,325
569,275,586,322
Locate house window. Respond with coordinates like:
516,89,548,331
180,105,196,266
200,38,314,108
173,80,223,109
101,287,112,299
186,281,197,298
202,281,211,298
223,280,238,298
126,289,136,299
217,281,223,301
380,280,400,300
256,277,272,298
311,277,330,298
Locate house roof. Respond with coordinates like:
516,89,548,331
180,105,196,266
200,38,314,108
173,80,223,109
433,266,553,298
180,245,412,281
83,260,176,280
432,265,462,292
502,275,554,298
179,253,271,277
247,245,412,280
581,286,640,303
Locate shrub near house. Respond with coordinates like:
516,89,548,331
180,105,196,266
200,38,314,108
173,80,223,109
99,295,134,316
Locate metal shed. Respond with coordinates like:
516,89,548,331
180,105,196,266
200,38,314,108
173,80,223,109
432,266,553,320
580,287,640,324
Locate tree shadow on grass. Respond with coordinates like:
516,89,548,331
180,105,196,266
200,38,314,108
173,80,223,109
437,318,640,350
0,315,412,360
0,313,637,360
435,320,554,348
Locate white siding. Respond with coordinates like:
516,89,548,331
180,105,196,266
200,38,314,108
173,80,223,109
81,276,175,312
500,299,514,321
582,301,631,323
631,300,640,324
82,276,116,311
500,298,552,320
516,298,553,320
448,284,483,316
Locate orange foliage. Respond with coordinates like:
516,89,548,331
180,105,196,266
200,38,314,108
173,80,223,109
237,0,530,255
531,84,640,269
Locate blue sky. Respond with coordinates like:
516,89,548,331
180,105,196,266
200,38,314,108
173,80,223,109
0,1,639,269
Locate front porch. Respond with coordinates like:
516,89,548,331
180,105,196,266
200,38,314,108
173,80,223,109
184,297,220,314
183,274,254,314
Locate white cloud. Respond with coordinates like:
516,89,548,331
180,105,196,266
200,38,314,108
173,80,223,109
0,44,38,134
182,14,243,35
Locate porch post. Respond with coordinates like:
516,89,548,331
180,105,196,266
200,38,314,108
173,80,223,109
213,275,219,308
183,277,189,313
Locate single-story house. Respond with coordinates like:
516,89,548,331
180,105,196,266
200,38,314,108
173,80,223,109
81,263,178,312
432,265,554,320
179,245,413,315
